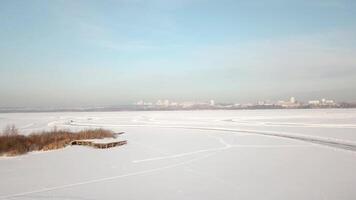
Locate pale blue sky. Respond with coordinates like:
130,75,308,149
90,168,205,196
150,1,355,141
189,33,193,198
1,0,356,107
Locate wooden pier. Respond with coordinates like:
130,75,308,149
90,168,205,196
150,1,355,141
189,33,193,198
93,140,127,149
71,139,127,149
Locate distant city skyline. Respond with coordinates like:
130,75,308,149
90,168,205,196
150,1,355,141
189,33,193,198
2,96,353,112
134,96,338,106
1,0,356,107
128,96,348,111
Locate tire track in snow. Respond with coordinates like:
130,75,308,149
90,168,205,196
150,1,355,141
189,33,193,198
183,126,356,153
132,135,306,164
0,152,219,200
68,122,356,153
221,119,356,129
131,134,233,163
133,144,308,163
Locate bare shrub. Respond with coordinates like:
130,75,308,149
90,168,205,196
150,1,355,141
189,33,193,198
2,124,18,136
0,126,115,156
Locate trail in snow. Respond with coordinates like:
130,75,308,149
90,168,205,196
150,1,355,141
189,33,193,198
221,119,356,129
183,126,356,153
67,121,356,153
132,144,309,163
133,131,309,163
0,152,219,200
3,133,306,199
131,134,231,163
20,123,35,129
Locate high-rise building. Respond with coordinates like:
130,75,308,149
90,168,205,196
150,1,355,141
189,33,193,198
308,100,320,105
156,100,163,106
136,100,144,105
163,100,170,107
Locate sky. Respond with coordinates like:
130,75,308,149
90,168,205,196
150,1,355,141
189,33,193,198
0,0,356,107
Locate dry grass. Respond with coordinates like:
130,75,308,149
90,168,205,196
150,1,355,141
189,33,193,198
0,126,115,156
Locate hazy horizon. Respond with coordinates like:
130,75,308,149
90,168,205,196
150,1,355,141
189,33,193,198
1,0,356,107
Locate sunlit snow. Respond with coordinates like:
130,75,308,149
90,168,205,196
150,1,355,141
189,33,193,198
1,109,356,200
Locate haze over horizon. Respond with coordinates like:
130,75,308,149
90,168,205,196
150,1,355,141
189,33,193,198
1,0,356,107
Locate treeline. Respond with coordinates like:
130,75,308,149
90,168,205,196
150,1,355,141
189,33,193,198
0,125,115,156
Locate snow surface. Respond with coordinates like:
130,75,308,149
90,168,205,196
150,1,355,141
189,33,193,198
1,109,356,199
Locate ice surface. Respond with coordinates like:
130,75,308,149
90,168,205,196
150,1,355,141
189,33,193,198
0,109,356,199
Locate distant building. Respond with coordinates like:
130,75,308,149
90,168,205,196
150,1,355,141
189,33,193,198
308,98,335,106
234,103,241,107
308,100,320,105
136,100,144,106
180,102,195,108
156,100,163,106
277,97,300,108
325,100,335,105
258,101,265,105
163,99,170,107
170,102,178,106
321,98,335,105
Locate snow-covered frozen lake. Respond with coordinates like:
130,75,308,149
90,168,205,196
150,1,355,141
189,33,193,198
1,109,356,199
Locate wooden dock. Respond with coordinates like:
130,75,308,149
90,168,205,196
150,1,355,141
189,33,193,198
93,140,127,149
71,139,127,149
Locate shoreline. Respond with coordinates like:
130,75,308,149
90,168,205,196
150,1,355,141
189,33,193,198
1,107,356,114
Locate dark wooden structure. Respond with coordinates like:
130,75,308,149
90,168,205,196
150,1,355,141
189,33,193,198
71,140,127,149
93,140,127,149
